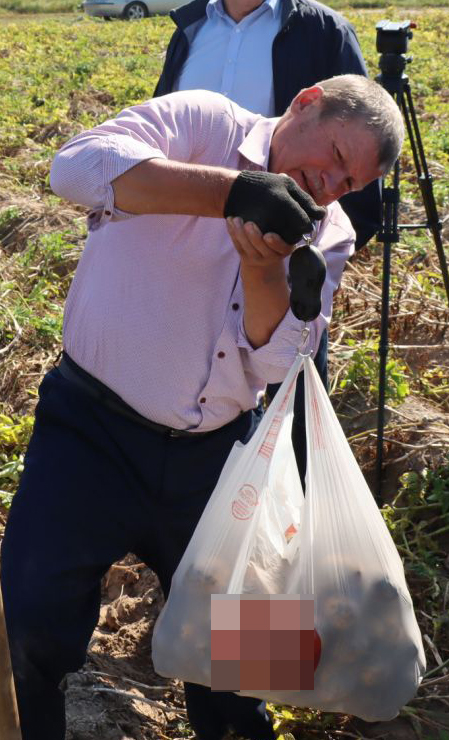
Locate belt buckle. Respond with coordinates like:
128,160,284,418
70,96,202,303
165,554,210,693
169,428,184,438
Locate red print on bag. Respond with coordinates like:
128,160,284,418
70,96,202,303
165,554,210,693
258,376,297,461
311,396,324,450
231,484,259,520
279,376,297,413
258,414,282,460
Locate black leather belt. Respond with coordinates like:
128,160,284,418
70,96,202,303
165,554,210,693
57,352,220,438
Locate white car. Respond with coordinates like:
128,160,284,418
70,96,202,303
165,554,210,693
83,0,183,20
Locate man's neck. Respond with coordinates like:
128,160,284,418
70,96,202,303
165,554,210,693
222,0,265,22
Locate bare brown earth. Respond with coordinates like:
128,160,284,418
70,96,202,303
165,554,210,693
64,560,177,740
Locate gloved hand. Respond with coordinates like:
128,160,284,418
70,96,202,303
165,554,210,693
224,170,326,245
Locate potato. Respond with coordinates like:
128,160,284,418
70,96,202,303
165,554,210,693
327,632,370,665
360,660,386,687
315,662,354,704
368,578,400,602
184,564,222,592
321,594,359,631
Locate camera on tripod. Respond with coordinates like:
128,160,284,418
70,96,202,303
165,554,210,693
374,18,449,500
376,20,415,79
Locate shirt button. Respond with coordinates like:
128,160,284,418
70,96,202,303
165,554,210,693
232,303,240,311
217,351,225,359
200,397,206,404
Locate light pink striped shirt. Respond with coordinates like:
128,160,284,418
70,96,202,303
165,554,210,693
50,90,355,431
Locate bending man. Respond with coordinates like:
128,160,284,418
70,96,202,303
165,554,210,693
2,75,403,740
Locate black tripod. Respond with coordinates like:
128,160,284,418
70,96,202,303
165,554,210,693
375,20,449,503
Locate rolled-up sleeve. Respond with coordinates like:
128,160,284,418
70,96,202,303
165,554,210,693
49,90,220,228
236,202,355,383
50,132,163,228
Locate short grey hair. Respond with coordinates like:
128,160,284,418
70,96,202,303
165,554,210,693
318,74,404,174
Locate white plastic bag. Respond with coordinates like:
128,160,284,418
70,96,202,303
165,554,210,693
152,354,426,721
152,352,304,684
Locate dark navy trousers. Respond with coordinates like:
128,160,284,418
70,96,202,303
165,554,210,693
268,329,328,486
1,366,275,740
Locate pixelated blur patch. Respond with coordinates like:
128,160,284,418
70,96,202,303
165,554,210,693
210,594,317,691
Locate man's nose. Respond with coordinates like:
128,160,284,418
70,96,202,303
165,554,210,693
323,169,350,200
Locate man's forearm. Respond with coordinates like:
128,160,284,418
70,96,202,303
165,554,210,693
240,263,290,349
112,158,238,217
114,160,291,346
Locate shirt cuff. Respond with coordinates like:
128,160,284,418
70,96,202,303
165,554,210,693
92,135,167,230
87,189,139,231
237,309,325,383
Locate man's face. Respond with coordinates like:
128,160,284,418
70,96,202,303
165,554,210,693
223,0,264,22
269,87,382,206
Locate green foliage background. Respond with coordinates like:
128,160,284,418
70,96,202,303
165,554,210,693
1,9,449,200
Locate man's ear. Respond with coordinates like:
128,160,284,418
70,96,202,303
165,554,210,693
291,85,324,114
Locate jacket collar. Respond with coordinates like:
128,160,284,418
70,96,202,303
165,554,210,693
170,0,300,31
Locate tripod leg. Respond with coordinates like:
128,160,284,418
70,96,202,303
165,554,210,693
375,71,448,503
376,247,390,503
375,175,400,503
376,242,391,504
402,84,449,303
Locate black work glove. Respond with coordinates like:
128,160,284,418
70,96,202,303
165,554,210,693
224,170,326,244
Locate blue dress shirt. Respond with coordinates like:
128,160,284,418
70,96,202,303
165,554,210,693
175,0,282,116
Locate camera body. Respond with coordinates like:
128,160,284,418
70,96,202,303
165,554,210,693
376,20,415,83
376,20,413,55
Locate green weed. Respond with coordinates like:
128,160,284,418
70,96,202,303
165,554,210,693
0,17,174,197
1,227,82,352
340,338,410,403
379,462,449,682
0,413,34,507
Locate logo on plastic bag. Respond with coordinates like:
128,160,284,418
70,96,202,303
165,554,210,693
258,414,282,460
231,484,259,520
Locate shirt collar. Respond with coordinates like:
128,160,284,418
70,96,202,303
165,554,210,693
238,116,279,170
207,0,281,21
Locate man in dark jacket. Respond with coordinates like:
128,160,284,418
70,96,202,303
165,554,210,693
154,0,381,250
154,0,382,460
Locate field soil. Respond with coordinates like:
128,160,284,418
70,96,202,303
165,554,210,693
64,560,177,740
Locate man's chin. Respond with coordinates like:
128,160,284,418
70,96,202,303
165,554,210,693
309,186,332,207
300,171,324,204
315,195,331,206
286,170,329,205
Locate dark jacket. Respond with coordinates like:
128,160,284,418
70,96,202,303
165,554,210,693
154,0,382,248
